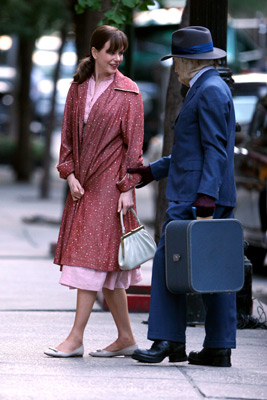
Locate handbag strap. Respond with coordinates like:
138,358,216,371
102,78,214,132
120,208,142,235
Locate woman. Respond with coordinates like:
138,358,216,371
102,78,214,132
44,25,144,358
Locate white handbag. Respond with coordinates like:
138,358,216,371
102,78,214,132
118,208,157,271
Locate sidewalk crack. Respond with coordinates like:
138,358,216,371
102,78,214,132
179,368,206,398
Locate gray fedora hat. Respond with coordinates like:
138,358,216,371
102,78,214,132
161,26,226,61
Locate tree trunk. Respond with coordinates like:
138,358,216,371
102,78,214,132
154,1,190,243
71,0,111,62
40,28,67,199
13,37,35,181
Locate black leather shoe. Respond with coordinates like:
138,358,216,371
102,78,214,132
188,348,231,367
131,340,187,363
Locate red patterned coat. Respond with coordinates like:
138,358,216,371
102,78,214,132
54,70,144,271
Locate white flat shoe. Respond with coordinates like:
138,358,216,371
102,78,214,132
89,344,138,357
44,344,84,358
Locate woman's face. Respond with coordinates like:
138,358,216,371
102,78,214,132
92,40,124,79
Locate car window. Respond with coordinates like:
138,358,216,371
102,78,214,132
233,95,258,125
248,95,267,138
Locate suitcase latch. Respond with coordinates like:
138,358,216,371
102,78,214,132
173,254,181,262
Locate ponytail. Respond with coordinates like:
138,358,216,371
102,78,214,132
73,56,95,84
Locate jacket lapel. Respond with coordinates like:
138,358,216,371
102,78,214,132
78,78,89,144
179,85,198,114
178,69,219,117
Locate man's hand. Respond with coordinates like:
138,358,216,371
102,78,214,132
127,165,154,188
67,173,84,201
193,194,215,218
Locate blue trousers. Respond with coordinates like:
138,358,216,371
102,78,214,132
148,201,237,348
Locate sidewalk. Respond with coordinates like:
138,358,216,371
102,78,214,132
0,165,267,400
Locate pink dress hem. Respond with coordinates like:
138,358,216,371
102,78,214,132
59,265,142,291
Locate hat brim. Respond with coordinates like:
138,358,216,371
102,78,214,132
161,47,226,61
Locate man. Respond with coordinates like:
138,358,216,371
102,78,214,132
128,26,237,367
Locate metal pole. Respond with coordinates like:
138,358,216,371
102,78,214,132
190,0,228,52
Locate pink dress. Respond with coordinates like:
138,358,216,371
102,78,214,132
59,74,142,291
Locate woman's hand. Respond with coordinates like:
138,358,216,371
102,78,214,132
117,189,134,215
67,173,85,201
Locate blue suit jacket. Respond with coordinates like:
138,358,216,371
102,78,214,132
151,68,236,207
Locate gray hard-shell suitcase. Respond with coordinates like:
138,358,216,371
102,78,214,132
165,219,244,294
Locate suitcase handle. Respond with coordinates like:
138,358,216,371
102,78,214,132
192,206,213,220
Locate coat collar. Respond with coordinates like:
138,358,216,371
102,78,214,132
113,70,139,94
77,79,88,143
180,68,220,113
191,67,219,90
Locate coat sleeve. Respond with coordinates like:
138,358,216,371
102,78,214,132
116,90,144,192
150,155,171,180
197,83,234,199
56,83,77,179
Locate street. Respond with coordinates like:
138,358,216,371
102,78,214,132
0,165,267,400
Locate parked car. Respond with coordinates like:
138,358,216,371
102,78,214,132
233,73,267,271
232,73,267,142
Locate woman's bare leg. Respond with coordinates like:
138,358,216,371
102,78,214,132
56,289,97,353
102,288,136,352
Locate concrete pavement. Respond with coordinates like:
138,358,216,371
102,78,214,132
0,165,267,400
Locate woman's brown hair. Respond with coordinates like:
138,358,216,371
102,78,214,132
73,25,128,84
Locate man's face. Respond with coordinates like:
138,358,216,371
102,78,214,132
173,57,190,87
